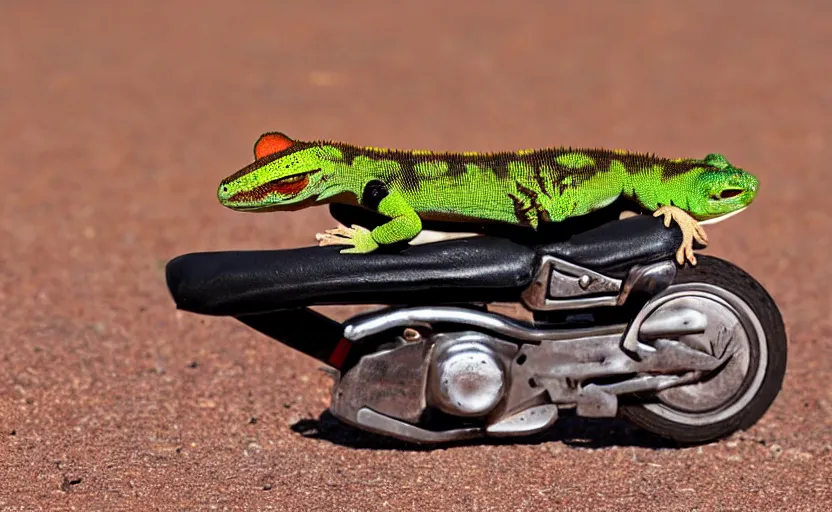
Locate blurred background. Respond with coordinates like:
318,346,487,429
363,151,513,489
1,1,830,509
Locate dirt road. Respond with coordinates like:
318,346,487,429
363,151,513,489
1,1,830,510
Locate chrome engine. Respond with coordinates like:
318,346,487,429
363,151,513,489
428,333,511,418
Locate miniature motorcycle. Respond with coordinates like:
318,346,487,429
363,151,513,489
165,205,786,445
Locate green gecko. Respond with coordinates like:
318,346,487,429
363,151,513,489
217,132,759,265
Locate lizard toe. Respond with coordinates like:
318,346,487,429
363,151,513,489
317,233,354,247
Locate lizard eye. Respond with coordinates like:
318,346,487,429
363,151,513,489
719,189,742,199
222,186,228,193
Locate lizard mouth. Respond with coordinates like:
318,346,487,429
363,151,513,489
699,206,748,225
227,170,318,204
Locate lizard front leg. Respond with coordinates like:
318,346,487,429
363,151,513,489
653,205,709,266
316,180,422,254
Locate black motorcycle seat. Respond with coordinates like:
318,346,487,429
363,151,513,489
165,214,686,316
539,214,685,273
166,236,536,316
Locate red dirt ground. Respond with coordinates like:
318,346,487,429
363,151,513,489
1,1,830,510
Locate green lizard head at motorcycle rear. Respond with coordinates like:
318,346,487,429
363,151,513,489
217,133,340,211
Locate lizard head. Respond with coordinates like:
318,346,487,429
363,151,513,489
686,154,759,223
217,132,335,211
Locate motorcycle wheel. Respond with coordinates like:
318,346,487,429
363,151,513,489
620,255,787,444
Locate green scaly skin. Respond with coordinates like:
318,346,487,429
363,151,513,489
218,133,759,262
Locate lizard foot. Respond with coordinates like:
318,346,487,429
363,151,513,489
315,224,380,254
653,205,708,266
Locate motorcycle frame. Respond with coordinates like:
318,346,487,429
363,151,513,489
231,254,733,443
